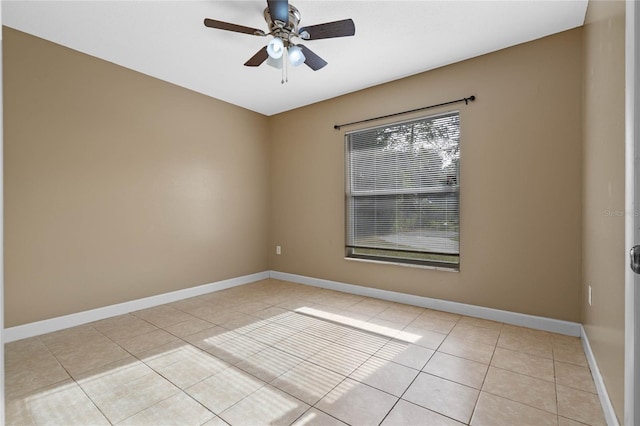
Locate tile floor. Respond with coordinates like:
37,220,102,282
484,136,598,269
5,279,607,425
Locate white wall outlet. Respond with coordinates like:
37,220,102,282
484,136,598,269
588,285,592,306
276,245,281,255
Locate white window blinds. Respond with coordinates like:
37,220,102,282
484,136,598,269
345,111,460,267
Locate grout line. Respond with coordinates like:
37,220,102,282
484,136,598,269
27,336,111,423
376,398,401,426
552,343,560,425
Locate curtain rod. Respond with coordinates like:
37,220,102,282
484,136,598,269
333,95,476,130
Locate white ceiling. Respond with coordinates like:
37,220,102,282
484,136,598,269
3,1,588,116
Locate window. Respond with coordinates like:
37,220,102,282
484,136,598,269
345,111,460,269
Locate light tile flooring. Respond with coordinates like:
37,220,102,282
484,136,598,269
6,279,606,425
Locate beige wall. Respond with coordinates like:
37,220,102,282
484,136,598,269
2,25,589,325
582,0,626,421
269,29,584,322
3,28,270,327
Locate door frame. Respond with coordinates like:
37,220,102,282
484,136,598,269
625,0,640,425
1,2,6,423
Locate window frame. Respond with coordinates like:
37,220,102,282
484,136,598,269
344,110,461,270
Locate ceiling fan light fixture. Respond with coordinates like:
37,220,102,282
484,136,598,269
288,45,306,67
267,37,284,59
267,56,283,69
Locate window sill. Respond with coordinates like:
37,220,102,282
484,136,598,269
344,256,460,272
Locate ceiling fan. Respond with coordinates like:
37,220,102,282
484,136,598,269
204,0,355,78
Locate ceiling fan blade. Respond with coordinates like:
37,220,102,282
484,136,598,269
244,46,269,67
298,45,328,71
204,18,266,36
299,19,355,40
267,0,289,25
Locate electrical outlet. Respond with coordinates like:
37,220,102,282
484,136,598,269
276,245,281,255
588,285,592,306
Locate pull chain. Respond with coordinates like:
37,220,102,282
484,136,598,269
281,56,284,84
285,48,289,83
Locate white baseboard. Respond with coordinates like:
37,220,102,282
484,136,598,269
3,271,270,343
4,269,582,343
581,326,620,426
270,271,582,337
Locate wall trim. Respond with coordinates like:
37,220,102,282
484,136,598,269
582,325,620,426
3,271,270,343
270,271,582,336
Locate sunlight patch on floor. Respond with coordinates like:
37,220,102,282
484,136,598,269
295,306,421,343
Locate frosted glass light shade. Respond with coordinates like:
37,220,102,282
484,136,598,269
288,45,306,67
267,37,284,59
267,56,283,69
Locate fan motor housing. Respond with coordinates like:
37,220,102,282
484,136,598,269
264,4,301,45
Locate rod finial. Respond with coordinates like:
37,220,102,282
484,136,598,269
334,125,341,130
